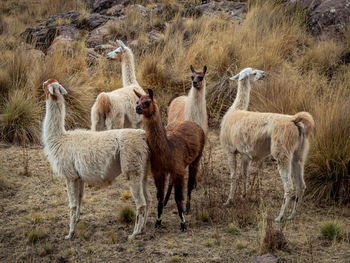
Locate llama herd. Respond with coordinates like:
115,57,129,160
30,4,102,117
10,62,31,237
41,40,315,240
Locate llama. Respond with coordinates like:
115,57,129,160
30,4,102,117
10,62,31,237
220,68,314,222
91,40,145,131
167,65,208,136
42,79,150,240
134,89,205,231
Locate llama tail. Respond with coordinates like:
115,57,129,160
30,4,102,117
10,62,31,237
292,112,315,138
91,93,111,131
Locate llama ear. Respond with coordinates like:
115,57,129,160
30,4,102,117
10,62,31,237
230,74,239,81
147,89,153,101
239,72,248,81
48,84,54,95
190,65,195,74
203,65,207,75
116,40,126,51
59,84,68,95
134,89,142,98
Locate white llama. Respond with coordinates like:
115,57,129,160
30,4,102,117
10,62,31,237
42,79,150,240
167,65,208,136
220,68,314,222
91,40,145,130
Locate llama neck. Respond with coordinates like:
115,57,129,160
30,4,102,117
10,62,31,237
143,110,170,161
121,49,138,87
184,81,207,132
42,98,65,143
231,79,251,111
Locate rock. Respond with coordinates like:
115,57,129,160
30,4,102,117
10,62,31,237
58,25,82,40
76,13,113,30
46,11,82,27
85,48,102,64
21,26,59,52
105,4,125,16
47,36,73,55
91,0,129,15
305,0,350,38
194,1,247,21
264,218,287,250
86,20,116,47
129,4,150,18
147,30,163,44
94,44,116,54
253,254,278,263
23,48,45,60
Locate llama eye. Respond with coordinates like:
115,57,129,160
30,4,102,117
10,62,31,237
198,76,203,81
191,76,194,80
145,101,150,107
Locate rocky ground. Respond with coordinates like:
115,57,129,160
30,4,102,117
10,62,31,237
1,131,349,262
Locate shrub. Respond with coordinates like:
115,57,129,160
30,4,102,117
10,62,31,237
320,221,341,240
119,206,135,223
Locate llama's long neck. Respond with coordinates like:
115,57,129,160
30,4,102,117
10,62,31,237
184,81,208,134
42,98,65,144
121,48,139,88
231,79,251,111
143,108,171,164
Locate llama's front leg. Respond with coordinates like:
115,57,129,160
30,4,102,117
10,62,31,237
163,176,172,207
142,175,151,232
154,174,165,228
275,161,293,222
76,179,84,223
174,175,186,231
288,158,306,220
241,155,251,198
224,152,237,206
65,179,80,239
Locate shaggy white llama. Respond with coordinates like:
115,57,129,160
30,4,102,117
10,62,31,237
167,65,208,136
91,40,145,130
220,68,315,222
42,79,150,240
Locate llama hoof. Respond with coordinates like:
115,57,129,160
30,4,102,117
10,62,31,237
274,217,281,222
287,215,294,221
64,233,74,240
127,235,135,241
180,222,186,232
223,200,231,207
155,219,162,228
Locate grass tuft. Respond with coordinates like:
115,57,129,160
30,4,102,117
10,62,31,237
27,229,46,244
320,221,342,241
119,206,135,224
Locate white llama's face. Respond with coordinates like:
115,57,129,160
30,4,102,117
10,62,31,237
230,67,265,82
42,79,67,100
106,47,123,60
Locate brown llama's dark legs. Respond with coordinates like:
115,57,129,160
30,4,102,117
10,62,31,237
164,177,172,207
186,155,201,214
154,174,165,228
173,175,186,231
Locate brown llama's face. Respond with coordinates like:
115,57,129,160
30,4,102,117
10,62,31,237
190,65,207,89
134,89,155,117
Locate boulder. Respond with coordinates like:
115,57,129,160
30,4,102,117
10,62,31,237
47,36,73,56
46,10,82,27
105,4,125,16
94,43,116,54
86,20,117,48
91,0,130,15
305,0,350,38
194,1,247,21
253,254,278,263
21,26,59,52
58,25,82,40
85,48,102,64
147,30,163,44
23,48,45,60
76,13,113,30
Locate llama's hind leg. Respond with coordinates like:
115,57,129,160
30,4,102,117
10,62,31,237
186,155,201,214
288,155,306,220
154,173,165,228
241,154,251,198
274,159,293,222
224,151,237,206
76,179,84,223
164,176,172,207
128,174,147,239
173,174,186,231
65,179,80,239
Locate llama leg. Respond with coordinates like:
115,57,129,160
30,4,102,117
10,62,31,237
224,151,237,206
187,156,201,214
65,179,80,239
76,179,84,223
154,174,165,228
288,157,306,220
142,175,151,232
164,176,172,207
241,154,251,198
174,175,186,231
128,174,147,239
274,160,293,222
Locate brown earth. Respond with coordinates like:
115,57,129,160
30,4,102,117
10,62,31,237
0,131,349,263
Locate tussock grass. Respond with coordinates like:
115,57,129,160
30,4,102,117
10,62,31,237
27,229,46,244
119,206,135,223
320,221,342,241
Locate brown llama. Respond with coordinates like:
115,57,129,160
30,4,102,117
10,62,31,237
134,89,205,231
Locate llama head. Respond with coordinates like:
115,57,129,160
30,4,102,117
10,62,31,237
190,65,207,89
42,79,67,101
134,89,157,117
230,68,265,82
106,40,129,61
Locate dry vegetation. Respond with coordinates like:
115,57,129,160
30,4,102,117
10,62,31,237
1,0,350,262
